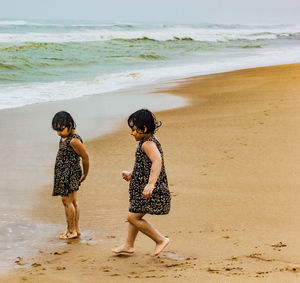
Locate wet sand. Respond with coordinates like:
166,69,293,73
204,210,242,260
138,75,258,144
0,84,186,272
2,63,300,282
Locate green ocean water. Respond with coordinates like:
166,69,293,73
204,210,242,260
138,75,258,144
0,20,300,109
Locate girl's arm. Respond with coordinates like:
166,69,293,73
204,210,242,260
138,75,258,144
141,141,162,198
70,138,89,183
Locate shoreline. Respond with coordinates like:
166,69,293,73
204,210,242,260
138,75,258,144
1,57,300,112
2,63,300,282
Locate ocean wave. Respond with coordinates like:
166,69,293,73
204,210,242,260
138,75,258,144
0,62,21,70
0,20,29,26
112,37,157,42
240,45,262,49
1,42,66,52
1,21,300,110
276,32,300,40
1,46,300,110
138,54,165,60
1,24,299,43
173,36,194,41
0,20,63,27
292,32,300,39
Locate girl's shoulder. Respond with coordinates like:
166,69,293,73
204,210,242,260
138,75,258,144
67,133,83,144
145,135,159,144
141,135,161,151
72,133,83,141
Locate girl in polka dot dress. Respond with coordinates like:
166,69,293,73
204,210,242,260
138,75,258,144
52,111,89,239
112,109,171,257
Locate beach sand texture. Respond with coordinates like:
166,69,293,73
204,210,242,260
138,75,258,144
2,63,300,282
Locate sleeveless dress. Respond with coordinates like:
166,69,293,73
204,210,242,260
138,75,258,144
129,136,171,215
53,134,83,197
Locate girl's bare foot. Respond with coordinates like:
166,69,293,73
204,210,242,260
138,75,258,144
112,245,135,255
150,238,169,257
59,231,78,239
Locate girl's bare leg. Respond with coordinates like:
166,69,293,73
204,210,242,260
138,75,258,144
72,191,81,236
60,193,78,239
112,222,138,254
127,213,169,257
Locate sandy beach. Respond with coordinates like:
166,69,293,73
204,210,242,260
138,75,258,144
2,63,300,282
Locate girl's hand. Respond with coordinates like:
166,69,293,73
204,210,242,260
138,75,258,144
122,171,132,182
142,183,155,198
80,174,87,183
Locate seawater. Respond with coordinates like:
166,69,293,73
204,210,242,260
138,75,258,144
0,20,300,109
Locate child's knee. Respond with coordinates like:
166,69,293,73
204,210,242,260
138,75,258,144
73,200,79,208
61,197,71,206
127,213,141,224
127,214,136,224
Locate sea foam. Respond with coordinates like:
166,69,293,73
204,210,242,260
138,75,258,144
1,43,300,110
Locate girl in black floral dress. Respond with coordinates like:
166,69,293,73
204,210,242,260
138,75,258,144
52,111,89,239
112,109,170,257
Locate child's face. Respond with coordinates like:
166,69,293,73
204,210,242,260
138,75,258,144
55,125,72,138
130,122,148,141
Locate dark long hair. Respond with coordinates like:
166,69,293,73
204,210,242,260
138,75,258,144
128,109,162,134
52,111,76,131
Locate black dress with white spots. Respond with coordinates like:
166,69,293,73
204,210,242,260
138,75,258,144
129,136,171,215
53,134,83,197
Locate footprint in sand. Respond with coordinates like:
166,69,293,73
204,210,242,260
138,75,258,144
15,256,26,266
31,263,41,267
56,266,66,270
207,267,220,274
284,266,300,273
53,251,69,255
247,253,273,262
227,257,238,261
105,235,116,239
165,263,181,268
270,242,287,251
224,267,243,272
162,251,185,261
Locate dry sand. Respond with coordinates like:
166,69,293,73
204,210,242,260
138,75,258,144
2,63,300,282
